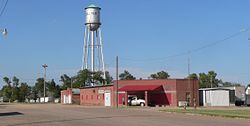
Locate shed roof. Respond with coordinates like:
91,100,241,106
199,87,231,91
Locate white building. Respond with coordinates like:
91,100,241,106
199,88,235,106
39,97,52,103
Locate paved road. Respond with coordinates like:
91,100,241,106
0,104,250,126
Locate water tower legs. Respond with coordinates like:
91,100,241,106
82,27,106,85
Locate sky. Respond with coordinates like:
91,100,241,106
0,0,250,88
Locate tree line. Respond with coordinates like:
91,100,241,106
0,69,247,102
119,70,244,88
0,76,61,102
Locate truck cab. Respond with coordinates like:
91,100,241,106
128,95,145,106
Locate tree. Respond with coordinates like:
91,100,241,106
150,71,170,79
29,86,38,102
3,77,11,86
53,85,61,98
119,70,136,80
73,69,92,87
247,83,250,87
92,71,104,85
199,71,220,88
105,71,113,84
11,76,20,101
60,74,71,90
47,79,60,99
34,78,45,97
2,77,12,102
199,73,209,88
18,83,31,102
2,85,12,102
220,81,241,87
12,76,20,87
187,73,198,80
47,79,56,98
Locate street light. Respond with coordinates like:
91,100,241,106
1,28,7,36
42,64,48,103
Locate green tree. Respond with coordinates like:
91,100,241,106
72,69,107,87
105,71,113,84
220,81,241,87
199,71,220,88
18,83,31,102
2,77,12,102
29,86,39,102
2,85,12,102
60,74,71,90
92,71,104,85
11,76,20,101
119,70,136,80
150,71,170,79
199,73,209,88
187,73,198,80
73,69,92,87
34,78,45,97
47,79,60,99
53,85,61,98
3,77,11,86
47,79,56,98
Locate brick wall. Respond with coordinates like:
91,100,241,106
176,79,199,107
80,85,114,106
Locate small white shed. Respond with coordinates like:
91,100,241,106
199,88,235,106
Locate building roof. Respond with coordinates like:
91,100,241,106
199,87,232,91
119,85,163,91
72,89,80,94
79,84,113,89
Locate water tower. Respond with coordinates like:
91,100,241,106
82,4,106,85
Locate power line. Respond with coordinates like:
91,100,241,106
0,0,8,19
120,28,250,62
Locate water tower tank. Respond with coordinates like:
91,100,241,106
85,4,101,31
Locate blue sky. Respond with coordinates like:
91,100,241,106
0,0,250,88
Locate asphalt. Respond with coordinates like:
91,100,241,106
0,104,250,126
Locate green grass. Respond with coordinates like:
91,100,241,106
160,108,250,119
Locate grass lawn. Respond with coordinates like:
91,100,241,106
160,108,250,119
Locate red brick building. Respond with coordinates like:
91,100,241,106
61,88,80,104
78,79,199,107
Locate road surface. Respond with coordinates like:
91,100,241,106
0,104,249,126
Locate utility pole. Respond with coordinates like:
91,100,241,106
116,56,119,108
42,64,48,103
187,51,191,107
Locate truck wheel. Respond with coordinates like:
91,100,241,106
140,103,145,107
